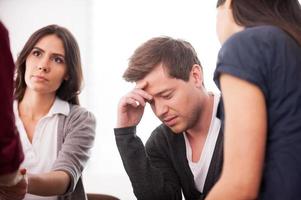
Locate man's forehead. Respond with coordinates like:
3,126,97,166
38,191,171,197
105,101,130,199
136,79,174,97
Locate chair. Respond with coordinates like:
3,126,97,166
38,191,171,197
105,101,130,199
87,193,120,200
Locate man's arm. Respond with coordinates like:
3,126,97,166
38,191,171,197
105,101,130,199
206,74,266,200
115,82,182,200
115,126,182,200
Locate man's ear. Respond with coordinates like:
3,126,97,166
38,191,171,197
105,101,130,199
190,64,203,87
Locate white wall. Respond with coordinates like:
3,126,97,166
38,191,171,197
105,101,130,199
0,0,220,199
0,0,92,106
88,1,219,199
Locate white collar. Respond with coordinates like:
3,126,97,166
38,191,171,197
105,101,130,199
47,97,70,117
14,97,70,118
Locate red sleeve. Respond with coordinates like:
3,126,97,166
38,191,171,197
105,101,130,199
0,22,24,175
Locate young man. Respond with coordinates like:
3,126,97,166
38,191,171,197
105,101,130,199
115,37,223,200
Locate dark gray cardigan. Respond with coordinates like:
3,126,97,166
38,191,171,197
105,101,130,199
115,103,224,200
53,104,96,200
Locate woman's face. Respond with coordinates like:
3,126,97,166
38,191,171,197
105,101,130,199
24,34,68,96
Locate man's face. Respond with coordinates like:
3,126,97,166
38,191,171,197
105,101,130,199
137,64,205,133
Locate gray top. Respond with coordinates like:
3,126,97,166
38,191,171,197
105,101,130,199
52,104,96,200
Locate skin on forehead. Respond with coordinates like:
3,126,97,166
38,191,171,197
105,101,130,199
136,64,184,96
34,34,65,57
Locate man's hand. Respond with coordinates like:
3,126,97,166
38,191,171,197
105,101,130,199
117,81,153,128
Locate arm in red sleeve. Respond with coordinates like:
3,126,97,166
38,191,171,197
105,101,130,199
0,22,24,178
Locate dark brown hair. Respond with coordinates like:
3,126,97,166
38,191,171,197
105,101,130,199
216,0,301,45
123,36,202,82
15,24,83,105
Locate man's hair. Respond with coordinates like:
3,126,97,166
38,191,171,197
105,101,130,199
15,24,83,105
123,36,202,82
216,0,301,45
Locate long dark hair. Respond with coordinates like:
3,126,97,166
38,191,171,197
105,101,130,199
216,0,301,45
15,24,83,105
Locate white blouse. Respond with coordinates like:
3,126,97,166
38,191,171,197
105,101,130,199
14,97,69,200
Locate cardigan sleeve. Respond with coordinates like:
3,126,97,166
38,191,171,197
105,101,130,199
114,126,182,200
52,105,96,194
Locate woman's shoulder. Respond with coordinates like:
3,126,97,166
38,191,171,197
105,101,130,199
245,25,284,35
226,25,289,47
220,25,293,61
69,104,92,114
66,103,96,124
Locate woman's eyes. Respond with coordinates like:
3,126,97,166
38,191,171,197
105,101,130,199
32,50,41,57
52,57,65,64
31,49,65,64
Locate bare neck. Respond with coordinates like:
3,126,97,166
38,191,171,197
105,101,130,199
185,93,215,162
18,89,56,121
186,93,214,139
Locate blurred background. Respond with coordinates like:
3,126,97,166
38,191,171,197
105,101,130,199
0,0,221,199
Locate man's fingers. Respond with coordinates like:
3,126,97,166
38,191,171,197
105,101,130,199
126,93,147,107
125,98,140,107
132,89,152,101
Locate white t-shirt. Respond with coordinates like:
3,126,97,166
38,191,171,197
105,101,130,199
14,97,70,200
183,93,221,192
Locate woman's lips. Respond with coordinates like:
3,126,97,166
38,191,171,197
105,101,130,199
32,75,48,81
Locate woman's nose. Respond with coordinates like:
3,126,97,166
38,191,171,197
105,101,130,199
37,58,50,72
38,66,49,72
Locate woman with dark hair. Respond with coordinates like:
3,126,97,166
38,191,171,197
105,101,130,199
5,24,96,200
206,0,301,199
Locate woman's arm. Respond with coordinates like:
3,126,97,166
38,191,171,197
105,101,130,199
27,171,70,196
206,74,267,200
28,107,95,197
0,170,69,197
52,106,96,194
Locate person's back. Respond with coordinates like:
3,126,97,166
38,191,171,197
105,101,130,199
218,24,301,199
206,0,301,199
255,26,301,199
